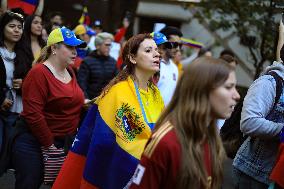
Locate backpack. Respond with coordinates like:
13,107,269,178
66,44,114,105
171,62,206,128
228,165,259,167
220,71,283,159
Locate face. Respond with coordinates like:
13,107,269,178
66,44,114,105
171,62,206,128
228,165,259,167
54,44,77,65
209,71,240,119
4,19,23,43
51,15,62,26
97,38,112,56
78,33,90,43
168,34,182,59
133,38,160,76
31,16,43,36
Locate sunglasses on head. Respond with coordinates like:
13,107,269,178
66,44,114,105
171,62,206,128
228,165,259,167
7,11,24,20
163,42,183,49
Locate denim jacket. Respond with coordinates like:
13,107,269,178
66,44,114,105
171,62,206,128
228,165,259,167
233,61,284,185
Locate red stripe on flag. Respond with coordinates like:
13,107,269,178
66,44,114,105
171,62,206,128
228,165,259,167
80,179,99,189
52,152,86,189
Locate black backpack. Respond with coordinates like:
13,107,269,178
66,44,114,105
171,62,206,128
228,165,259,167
220,71,283,159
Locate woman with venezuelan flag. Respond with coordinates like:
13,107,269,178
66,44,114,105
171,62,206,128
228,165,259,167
52,33,164,189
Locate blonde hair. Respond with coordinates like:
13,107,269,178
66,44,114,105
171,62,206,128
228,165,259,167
95,32,114,46
154,57,232,189
34,43,61,64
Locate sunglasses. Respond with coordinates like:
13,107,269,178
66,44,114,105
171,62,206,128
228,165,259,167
163,42,183,49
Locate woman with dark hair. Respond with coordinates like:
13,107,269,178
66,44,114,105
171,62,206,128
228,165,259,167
52,33,164,189
130,57,240,189
0,11,26,155
21,14,45,67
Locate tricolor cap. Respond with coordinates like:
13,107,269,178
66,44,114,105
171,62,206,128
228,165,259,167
150,32,168,46
47,27,87,48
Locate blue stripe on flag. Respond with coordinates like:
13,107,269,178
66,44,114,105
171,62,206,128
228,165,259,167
71,105,98,156
22,0,39,6
83,112,139,189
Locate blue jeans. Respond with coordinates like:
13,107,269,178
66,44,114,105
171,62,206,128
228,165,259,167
0,112,19,153
12,132,43,189
232,167,268,189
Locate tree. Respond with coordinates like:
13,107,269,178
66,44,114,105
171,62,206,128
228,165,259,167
194,0,280,79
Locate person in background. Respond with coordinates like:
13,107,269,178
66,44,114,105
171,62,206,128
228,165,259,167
21,14,45,67
198,47,213,57
232,20,284,189
158,26,182,106
77,32,118,102
0,11,26,157
87,19,103,51
52,33,164,189
44,11,64,36
73,24,91,59
11,27,86,189
150,31,168,85
219,49,238,68
129,57,240,189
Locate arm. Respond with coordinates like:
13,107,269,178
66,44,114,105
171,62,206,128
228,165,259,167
240,75,284,138
34,0,44,16
21,67,53,147
77,60,90,99
1,0,7,12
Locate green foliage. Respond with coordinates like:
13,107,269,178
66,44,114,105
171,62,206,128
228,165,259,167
195,0,279,77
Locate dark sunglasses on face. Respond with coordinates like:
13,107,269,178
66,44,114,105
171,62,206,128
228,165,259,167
104,43,112,47
163,42,183,49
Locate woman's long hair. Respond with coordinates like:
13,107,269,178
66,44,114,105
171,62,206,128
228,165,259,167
154,57,232,189
21,14,46,67
100,33,153,97
0,11,29,78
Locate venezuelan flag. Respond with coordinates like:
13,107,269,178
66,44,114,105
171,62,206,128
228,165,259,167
78,6,91,26
181,37,203,49
52,77,164,189
8,0,39,15
270,130,284,188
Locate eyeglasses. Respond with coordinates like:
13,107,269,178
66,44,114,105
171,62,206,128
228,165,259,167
7,11,24,20
103,43,112,47
163,42,183,49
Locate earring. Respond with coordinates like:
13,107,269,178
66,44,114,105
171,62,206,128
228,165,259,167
52,51,56,55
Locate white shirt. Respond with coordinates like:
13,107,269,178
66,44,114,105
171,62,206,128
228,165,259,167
157,59,179,106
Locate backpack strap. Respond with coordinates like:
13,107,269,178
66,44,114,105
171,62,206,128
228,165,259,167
267,71,283,107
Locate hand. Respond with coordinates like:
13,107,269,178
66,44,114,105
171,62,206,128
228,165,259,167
1,98,13,111
84,99,91,104
12,79,22,89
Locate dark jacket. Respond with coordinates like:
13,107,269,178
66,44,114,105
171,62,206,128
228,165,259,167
77,50,118,99
0,55,29,107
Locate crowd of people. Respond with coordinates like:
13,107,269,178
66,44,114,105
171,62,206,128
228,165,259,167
0,2,284,189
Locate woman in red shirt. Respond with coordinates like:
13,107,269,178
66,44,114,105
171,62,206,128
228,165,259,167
130,57,240,189
12,27,86,189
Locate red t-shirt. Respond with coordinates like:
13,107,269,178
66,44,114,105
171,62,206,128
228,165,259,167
21,64,84,147
130,121,212,189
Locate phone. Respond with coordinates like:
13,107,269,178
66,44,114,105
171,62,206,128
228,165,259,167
282,13,284,24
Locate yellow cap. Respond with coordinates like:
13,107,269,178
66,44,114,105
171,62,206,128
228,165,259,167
74,24,87,36
47,27,86,47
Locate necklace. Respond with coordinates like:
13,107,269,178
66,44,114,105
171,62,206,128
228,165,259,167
46,63,68,81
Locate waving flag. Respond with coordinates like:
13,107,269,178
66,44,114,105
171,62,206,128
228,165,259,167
8,0,39,15
78,6,91,26
181,37,204,49
52,77,164,189
270,130,284,188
